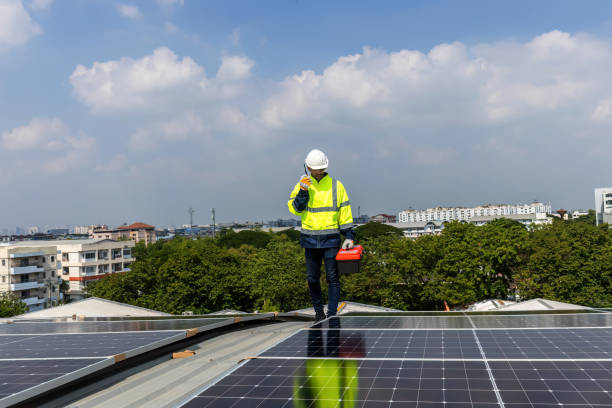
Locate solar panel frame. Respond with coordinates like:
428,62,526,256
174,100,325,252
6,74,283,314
0,314,276,406
182,358,501,408
477,328,612,360
0,357,113,407
311,314,612,330
260,329,484,360
490,360,612,407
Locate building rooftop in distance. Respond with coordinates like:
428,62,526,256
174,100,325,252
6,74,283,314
117,222,155,230
466,297,591,312
0,238,119,247
13,297,171,319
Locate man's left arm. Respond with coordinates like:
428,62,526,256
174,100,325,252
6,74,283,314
338,181,355,241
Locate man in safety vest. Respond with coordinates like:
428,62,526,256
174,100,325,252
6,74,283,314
288,149,355,322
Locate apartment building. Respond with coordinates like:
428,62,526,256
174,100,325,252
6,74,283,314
0,243,62,312
398,202,552,223
56,239,135,300
90,222,156,246
595,188,612,226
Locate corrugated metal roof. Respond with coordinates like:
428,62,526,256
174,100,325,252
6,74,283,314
14,297,171,318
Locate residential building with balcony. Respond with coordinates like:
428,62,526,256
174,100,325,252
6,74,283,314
595,188,612,226
0,243,62,312
398,202,552,223
55,239,135,300
90,222,156,246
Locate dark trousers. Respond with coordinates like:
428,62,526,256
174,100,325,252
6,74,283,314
305,247,340,316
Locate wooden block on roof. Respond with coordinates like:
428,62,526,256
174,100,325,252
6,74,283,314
172,350,196,359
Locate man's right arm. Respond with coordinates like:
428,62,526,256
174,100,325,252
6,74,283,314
288,184,309,215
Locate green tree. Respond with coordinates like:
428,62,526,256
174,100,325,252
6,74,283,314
515,221,612,307
354,222,403,241
0,292,28,317
217,229,272,249
250,235,311,312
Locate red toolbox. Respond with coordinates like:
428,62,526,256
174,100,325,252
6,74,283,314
336,245,363,275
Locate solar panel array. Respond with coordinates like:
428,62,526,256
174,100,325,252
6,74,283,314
180,312,612,408
0,313,275,407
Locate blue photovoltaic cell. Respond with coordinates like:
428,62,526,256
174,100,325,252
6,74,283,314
470,313,612,329
477,328,612,359
260,329,482,359
491,360,612,407
312,316,473,329
0,318,228,334
0,358,105,400
182,358,499,408
0,331,182,359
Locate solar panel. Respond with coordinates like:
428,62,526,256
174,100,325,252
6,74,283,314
0,358,108,400
477,328,612,359
261,329,482,359
490,360,612,406
0,317,229,334
178,311,612,408
470,313,612,328
0,331,185,359
312,315,473,329
312,313,612,330
0,314,273,406
183,358,500,408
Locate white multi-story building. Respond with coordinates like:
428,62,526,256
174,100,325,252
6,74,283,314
0,243,62,312
0,239,135,312
398,202,552,223
595,188,612,226
571,209,590,219
56,239,135,300
73,225,90,234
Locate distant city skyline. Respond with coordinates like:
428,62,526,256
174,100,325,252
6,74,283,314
1,1,612,227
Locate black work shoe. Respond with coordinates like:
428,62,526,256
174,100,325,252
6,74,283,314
314,312,326,323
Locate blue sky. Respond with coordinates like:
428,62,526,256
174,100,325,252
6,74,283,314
1,0,612,229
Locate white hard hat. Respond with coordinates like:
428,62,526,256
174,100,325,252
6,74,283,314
305,149,328,170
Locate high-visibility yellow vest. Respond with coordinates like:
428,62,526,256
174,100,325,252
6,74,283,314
288,174,353,235
293,359,358,408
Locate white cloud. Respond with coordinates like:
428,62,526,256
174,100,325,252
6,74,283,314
216,55,255,81
157,0,183,6
261,32,612,129
70,47,206,112
164,22,177,34
0,0,42,50
96,153,128,172
1,118,95,173
44,133,95,173
592,99,612,122
230,28,240,46
117,4,142,19
128,111,206,152
28,0,52,11
1,117,65,150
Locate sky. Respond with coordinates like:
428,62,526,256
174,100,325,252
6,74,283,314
2,0,612,229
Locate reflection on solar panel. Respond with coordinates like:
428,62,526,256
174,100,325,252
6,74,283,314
0,359,107,400
179,311,612,408
491,360,612,406
0,314,274,406
312,313,612,329
0,331,183,359
312,316,473,329
470,313,612,328
183,358,499,408
0,317,228,334
261,329,482,359
478,328,612,359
